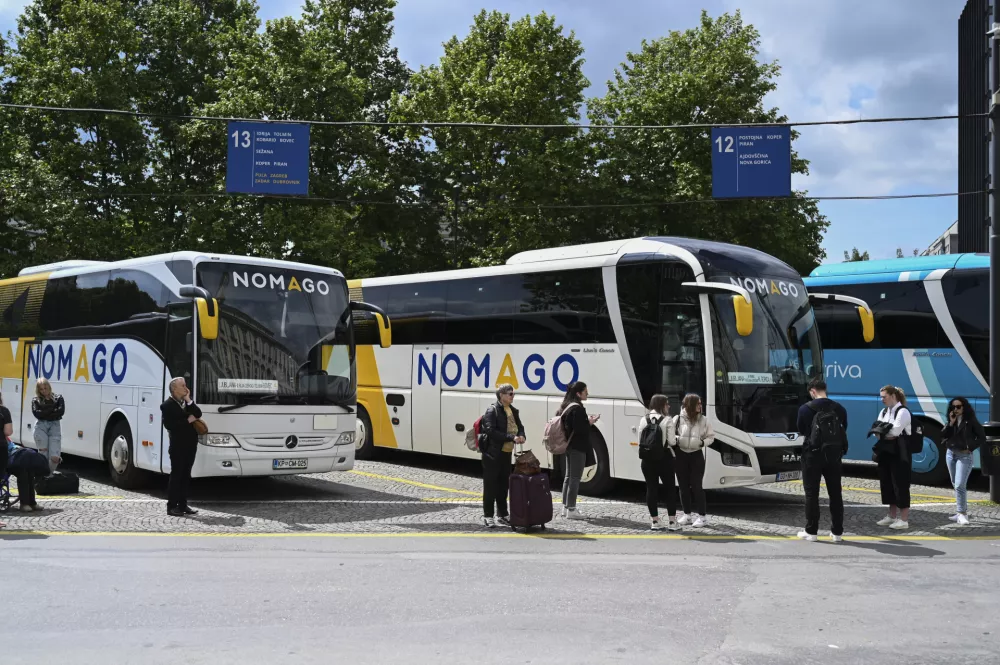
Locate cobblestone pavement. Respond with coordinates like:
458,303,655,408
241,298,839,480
2,452,998,538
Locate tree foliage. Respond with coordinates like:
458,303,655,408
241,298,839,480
1,4,831,278
844,247,870,262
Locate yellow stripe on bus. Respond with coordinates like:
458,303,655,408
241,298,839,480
348,279,397,449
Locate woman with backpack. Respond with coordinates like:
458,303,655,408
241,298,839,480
941,396,985,526
637,394,679,531
32,378,65,473
558,381,598,520
479,383,525,528
873,385,912,530
671,393,713,528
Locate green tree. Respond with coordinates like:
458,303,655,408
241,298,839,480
844,247,870,262
391,10,592,267
587,10,828,274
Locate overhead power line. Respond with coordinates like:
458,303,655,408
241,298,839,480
71,189,986,210
0,102,987,130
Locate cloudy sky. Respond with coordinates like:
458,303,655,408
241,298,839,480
0,0,969,265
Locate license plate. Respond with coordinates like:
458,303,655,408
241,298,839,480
776,470,802,481
273,458,308,470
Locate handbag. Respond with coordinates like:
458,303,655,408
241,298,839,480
514,443,541,475
192,418,209,436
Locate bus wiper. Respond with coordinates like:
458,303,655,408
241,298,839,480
218,394,280,413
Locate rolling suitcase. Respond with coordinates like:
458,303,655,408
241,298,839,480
508,470,553,532
36,471,80,495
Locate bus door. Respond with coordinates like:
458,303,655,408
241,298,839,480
155,303,196,473
410,344,440,454
16,340,40,446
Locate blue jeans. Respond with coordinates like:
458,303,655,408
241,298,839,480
34,420,62,473
946,449,975,514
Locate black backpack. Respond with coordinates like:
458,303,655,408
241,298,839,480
881,406,924,456
638,415,665,460
807,402,847,461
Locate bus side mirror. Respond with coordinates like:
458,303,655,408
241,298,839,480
857,306,875,343
179,285,218,341
375,312,391,348
733,295,753,336
351,301,392,349
196,298,219,341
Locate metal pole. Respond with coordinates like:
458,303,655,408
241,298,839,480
990,1,1000,503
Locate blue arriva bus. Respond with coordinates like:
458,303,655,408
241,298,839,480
804,254,988,484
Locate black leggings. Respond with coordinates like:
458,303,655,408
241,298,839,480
482,450,513,518
640,454,677,518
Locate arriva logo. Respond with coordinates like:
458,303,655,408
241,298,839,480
418,352,580,392
825,361,862,379
729,277,801,297
233,271,330,295
27,342,128,384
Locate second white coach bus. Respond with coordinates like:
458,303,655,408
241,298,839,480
0,252,390,488
350,237,872,495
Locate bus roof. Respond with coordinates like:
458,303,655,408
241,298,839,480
10,251,344,281
808,253,989,279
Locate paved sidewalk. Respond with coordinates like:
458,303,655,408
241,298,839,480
2,458,997,538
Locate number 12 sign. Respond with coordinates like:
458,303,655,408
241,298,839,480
225,121,310,196
711,127,791,199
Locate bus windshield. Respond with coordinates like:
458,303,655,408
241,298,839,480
195,263,354,406
710,274,822,433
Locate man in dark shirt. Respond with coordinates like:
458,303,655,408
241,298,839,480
795,378,848,542
160,377,202,517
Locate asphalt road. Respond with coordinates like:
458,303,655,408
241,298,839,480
4,534,1000,665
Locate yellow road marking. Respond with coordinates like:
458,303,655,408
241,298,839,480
1,530,999,541
349,470,480,496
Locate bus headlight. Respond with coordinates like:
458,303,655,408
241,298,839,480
200,433,240,448
709,442,751,467
335,431,356,446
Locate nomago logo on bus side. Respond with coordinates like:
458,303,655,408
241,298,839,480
728,277,801,297
417,352,581,392
27,342,128,384
233,271,331,295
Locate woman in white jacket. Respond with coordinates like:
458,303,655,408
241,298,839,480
672,393,715,528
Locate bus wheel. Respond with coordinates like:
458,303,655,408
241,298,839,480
911,419,949,487
355,407,375,460
579,428,615,497
106,420,147,490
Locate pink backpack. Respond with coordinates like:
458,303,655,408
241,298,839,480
543,403,578,455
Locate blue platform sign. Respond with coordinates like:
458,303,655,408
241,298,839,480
226,121,309,195
711,126,791,199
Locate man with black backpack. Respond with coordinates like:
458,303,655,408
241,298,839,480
795,378,849,543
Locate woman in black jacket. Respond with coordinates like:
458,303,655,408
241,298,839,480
479,383,525,528
558,381,598,520
941,396,985,526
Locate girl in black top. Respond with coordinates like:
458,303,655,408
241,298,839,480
941,396,985,525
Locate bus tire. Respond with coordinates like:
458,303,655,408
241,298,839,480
355,407,375,460
911,419,949,487
579,428,615,497
105,419,148,490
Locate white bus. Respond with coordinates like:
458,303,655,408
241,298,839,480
0,252,390,488
349,237,871,495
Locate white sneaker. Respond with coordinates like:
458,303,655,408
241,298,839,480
948,514,960,522
831,535,843,543
19,504,33,513
566,508,585,521
876,515,895,527
650,518,664,531
692,515,708,528
667,519,681,532
560,506,568,518
676,513,692,526
797,530,818,542
956,514,970,526
889,519,909,530
482,516,495,529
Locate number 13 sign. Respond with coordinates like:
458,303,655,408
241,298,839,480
225,121,310,196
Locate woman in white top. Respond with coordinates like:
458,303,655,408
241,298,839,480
672,393,715,528
636,394,679,531
874,385,912,530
